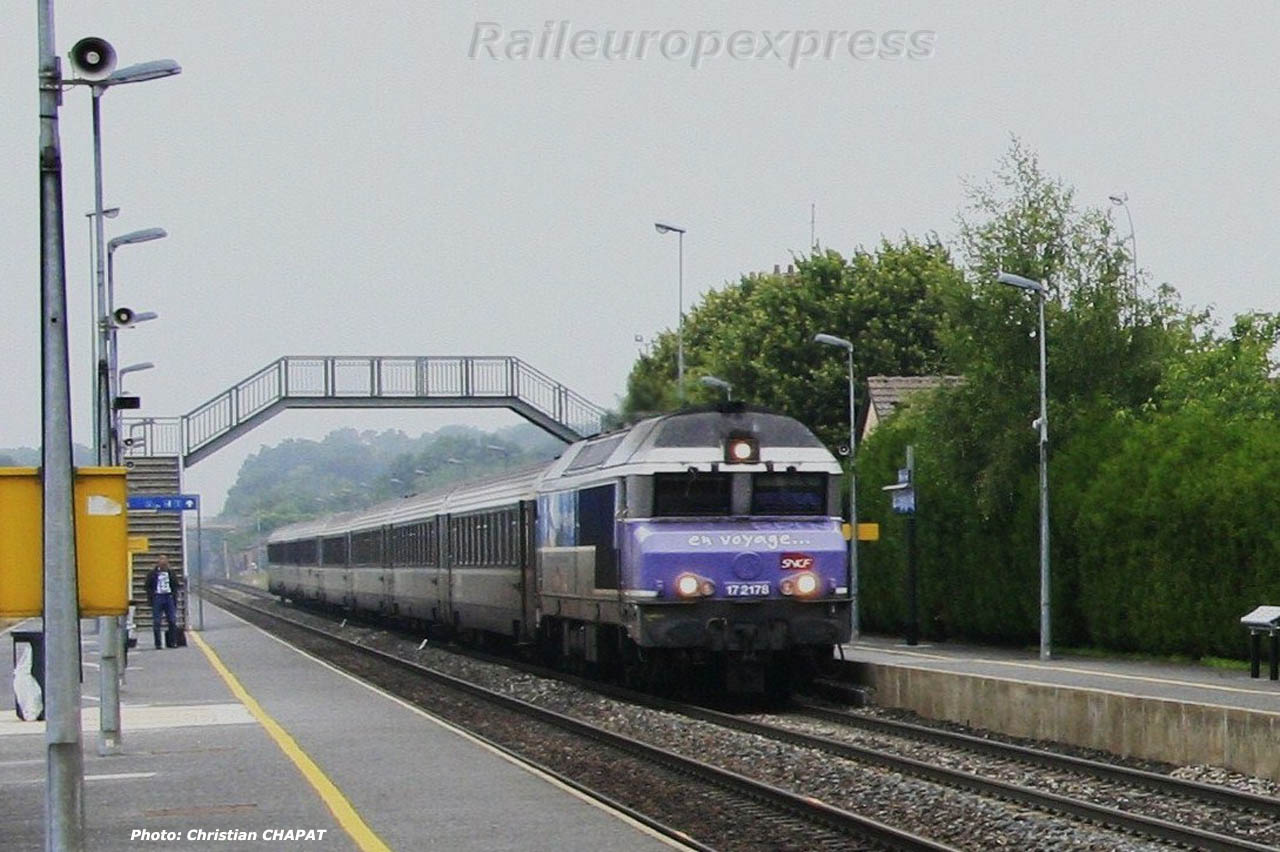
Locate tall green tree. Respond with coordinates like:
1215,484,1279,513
858,138,1181,646
622,239,967,450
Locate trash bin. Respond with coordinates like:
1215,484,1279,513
12,630,45,721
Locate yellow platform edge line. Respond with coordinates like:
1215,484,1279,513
190,630,393,852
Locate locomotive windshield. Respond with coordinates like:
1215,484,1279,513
653,472,731,516
650,471,831,517
750,473,827,515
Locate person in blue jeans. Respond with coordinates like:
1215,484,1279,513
145,555,180,649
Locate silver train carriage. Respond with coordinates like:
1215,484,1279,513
266,406,852,692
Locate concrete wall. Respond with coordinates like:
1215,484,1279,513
854,661,1280,782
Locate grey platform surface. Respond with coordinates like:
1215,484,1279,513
841,634,1280,712
1,607,684,851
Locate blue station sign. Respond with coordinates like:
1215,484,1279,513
127,494,200,512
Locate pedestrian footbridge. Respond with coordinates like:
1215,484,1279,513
122,355,608,467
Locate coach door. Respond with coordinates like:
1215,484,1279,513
519,499,537,644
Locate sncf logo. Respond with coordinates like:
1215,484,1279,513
780,552,814,570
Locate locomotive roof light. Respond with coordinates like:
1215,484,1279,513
724,434,759,464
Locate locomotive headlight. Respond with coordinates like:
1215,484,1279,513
781,571,821,598
675,573,702,598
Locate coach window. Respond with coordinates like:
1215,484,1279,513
322,535,348,566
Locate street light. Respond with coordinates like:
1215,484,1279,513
654,221,686,405
813,332,859,639
699,374,732,401
997,271,1051,661
1109,193,1139,317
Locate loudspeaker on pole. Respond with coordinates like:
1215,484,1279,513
69,37,117,80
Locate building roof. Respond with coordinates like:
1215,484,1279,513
865,375,964,422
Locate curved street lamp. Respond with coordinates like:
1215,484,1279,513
654,221,686,405
1109,193,1139,319
699,374,732,401
997,271,1051,661
813,332,859,639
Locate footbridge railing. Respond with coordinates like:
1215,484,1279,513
122,356,609,468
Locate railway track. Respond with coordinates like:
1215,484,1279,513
206,583,953,852
208,583,1280,850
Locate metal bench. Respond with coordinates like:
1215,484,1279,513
1240,605,1280,680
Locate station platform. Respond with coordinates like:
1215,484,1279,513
0,605,685,851
839,634,1280,782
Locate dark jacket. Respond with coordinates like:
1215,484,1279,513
145,566,180,603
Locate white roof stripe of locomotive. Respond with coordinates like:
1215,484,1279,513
541,412,842,484
268,411,839,543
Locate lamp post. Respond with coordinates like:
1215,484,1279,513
654,222,686,405
997,271,1051,661
96,223,162,761
813,332,859,639
699,374,732,401
1108,193,1138,317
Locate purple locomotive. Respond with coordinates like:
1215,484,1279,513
268,406,852,695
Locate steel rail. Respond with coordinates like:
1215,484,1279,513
794,701,1280,821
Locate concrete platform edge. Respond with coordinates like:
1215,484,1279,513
852,660,1280,781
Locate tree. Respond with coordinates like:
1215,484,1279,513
621,239,967,450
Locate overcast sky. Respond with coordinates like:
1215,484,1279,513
5,1,1277,515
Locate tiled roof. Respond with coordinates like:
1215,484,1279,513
866,375,964,419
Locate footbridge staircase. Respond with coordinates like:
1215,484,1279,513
122,356,609,467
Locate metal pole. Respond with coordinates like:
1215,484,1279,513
87,214,96,444
1121,202,1138,305
1037,289,1051,661
676,230,684,405
92,91,109,466
195,504,205,630
847,347,859,639
37,1,86,846
90,82,123,757
106,246,120,461
905,445,918,646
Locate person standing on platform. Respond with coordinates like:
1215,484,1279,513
146,555,181,650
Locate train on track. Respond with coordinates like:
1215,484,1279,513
266,405,852,695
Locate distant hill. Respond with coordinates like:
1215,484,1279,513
0,444,95,467
217,423,567,546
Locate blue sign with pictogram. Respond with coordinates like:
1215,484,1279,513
127,494,199,512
